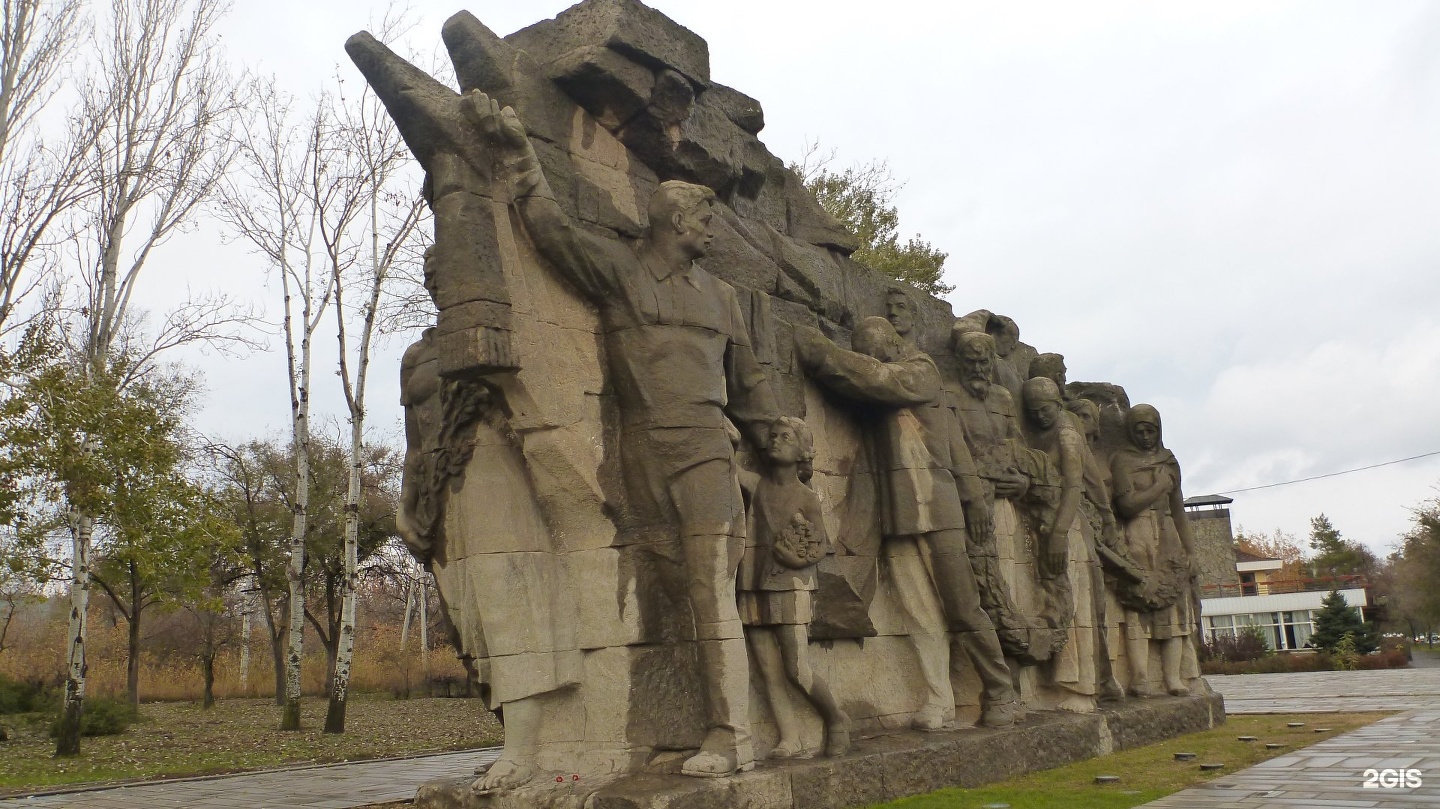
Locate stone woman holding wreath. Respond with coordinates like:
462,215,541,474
1109,404,1200,697
738,416,850,759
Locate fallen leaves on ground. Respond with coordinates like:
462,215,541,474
0,695,502,795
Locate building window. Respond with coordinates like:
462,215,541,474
1204,614,1236,643
1203,610,1318,651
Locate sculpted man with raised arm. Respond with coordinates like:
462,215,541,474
466,92,780,778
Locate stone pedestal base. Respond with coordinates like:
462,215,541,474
414,693,1225,809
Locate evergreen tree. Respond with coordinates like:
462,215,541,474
1308,514,1377,580
1309,589,1379,654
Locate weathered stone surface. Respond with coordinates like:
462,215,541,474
705,82,764,135
1104,692,1226,750
358,0,1219,800
545,44,655,129
696,206,781,294
507,0,711,88
768,227,842,305
413,695,1225,809
590,770,791,809
788,751,888,809
617,86,770,200
1187,504,1241,593
780,169,859,253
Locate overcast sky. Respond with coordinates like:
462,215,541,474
127,0,1440,557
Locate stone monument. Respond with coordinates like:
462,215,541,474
351,2,1222,807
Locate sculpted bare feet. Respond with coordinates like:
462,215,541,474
471,758,535,793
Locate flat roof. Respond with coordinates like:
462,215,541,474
1185,494,1234,507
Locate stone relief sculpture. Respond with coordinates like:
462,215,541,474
1109,404,1200,697
954,310,1030,403
396,330,582,793
1029,354,1126,703
738,416,850,758
794,318,1017,729
351,2,1220,804
948,330,1060,668
1020,377,1096,710
1056,397,1128,703
466,92,782,777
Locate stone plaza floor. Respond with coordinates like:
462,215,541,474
8,664,1440,808
1142,663,1440,808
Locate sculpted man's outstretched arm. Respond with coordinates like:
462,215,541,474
793,325,937,406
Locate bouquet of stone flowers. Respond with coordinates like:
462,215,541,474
772,511,825,570
1114,556,1189,613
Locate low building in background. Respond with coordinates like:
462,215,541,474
1185,494,1370,651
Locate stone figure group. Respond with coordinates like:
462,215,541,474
353,4,1206,795
387,92,1204,794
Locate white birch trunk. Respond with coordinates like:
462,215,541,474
419,574,429,681
399,577,414,651
324,413,362,733
55,511,93,755
239,578,253,693
280,319,312,731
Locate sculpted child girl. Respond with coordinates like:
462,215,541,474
738,416,850,758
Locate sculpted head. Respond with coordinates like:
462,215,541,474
1126,404,1162,452
1022,377,1062,430
885,287,916,338
1066,398,1101,442
647,180,718,261
991,315,1020,358
1029,352,1067,390
954,330,996,397
767,415,814,467
853,316,906,363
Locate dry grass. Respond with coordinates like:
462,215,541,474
0,694,502,794
0,601,467,703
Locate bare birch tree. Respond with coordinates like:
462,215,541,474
217,83,335,731
0,0,87,336
321,77,425,733
52,0,247,756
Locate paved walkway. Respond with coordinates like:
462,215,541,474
1142,668,1440,807
1,749,499,808
10,668,1440,809
1206,666,1440,714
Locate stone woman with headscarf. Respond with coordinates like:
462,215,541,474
1108,404,1199,697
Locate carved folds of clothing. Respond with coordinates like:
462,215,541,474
804,344,975,538
738,476,829,626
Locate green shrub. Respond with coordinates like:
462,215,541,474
48,697,138,738
1202,626,1270,663
0,674,56,715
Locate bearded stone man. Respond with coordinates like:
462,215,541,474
796,317,1017,729
949,329,1054,664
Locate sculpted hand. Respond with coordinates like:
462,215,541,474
963,501,993,546
463,90,531,160
395,507,431,564
1042,531,1068,579
993,472,1028,500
